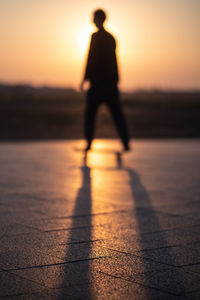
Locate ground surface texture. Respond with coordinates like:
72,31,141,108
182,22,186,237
0,139,200,300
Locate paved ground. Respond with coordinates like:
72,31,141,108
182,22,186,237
0,139,200,300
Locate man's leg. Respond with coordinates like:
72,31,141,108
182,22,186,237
84,88,100,150
106,87,130,150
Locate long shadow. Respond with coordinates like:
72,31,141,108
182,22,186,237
114,154,186,296
58,153,186,298
59,157,92,299
127,168,187,298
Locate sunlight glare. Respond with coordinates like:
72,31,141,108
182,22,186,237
77,24,94,54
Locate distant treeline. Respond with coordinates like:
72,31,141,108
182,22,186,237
0,83,200,140
0,84,81,103
1,83,200,103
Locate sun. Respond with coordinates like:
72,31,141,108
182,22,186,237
77,24,94,54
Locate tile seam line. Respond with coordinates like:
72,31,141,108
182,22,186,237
2,255,112,272
98,270,185,298
99,246,175,267
43,210,130,220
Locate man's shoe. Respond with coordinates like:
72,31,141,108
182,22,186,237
124,144,130,151
85,143,91,151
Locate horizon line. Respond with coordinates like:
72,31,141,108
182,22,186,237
0,81,200,93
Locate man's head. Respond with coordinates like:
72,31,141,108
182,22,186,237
93,9,106,28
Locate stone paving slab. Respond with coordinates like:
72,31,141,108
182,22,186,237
135,245,200,266
0,139,200,299
0,271,47,297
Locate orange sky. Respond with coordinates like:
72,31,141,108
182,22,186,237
0,0,200,91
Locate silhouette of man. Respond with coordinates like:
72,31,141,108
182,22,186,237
80,9,130,151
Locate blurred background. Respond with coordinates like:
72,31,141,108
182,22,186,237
0,0,200,140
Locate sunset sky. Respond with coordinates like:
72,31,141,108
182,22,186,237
0,0,199,91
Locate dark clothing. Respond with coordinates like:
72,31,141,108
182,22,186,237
85,86,129,148
84,28,118,86
84,28,129,148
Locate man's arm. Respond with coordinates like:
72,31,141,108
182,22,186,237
84,34,95,80
80,34,95,91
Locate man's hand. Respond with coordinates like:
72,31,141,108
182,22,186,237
79,80,85,92
80,79,90,92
